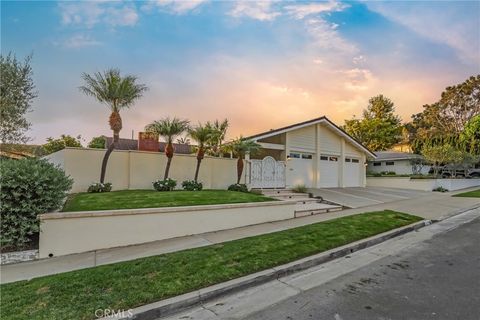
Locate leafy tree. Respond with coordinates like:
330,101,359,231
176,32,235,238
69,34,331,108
225,137,261,184
43,134,82,154
80,69,147,183
206,119,229,156
421,143,456,176
145,117,190,179
87,136,106,149
0,53,37,144
461,115,480,154
343,95,402,151
188,123,213,182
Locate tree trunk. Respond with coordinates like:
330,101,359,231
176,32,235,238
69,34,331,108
237,156,244,184
194,148,205,182
100,130,119,183
164,156,172,180
164,142,174,180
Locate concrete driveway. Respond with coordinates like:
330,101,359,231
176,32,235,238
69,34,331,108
309,187,431,208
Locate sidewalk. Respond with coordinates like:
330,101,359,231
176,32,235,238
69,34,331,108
2,188,479,284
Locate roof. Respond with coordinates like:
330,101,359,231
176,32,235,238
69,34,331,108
105,137,192,154
246,116,376,158
371,151,423,161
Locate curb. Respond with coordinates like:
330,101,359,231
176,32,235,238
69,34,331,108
110,219,430,320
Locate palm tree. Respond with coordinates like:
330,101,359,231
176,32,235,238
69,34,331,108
227,137,261,184
188,123,213,182
145,117,190,180
80,69,147,183
176,137,190,145
206,119,229,156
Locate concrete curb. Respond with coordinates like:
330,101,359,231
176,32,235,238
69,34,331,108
109,219,430,320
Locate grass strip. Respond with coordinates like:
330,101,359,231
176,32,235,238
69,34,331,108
62,190,275,212
452,189,480,198
1,210,422,320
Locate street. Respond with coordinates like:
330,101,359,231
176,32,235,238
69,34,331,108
247,217,480,320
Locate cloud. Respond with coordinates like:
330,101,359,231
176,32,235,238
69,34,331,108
340,68,376,92
304,18,356,54
58,1,138,28
143,0,208,14
229,1,281,21
62,34,101,48
284,1,348,19
365,2,480,63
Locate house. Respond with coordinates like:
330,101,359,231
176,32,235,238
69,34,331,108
245,116,375,189
367,151,430,175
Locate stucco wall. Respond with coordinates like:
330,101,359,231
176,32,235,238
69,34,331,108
39,201,296,257
366,177,480,191
367,160,431,175
45,148,240,192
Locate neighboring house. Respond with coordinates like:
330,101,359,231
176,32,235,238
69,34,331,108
0,144,45,159
104,137,192,154
246,116,375,189
367,151,430,175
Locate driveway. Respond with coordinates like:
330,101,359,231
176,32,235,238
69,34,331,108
309,187,431,208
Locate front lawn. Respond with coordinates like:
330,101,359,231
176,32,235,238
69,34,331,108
62,190,275,212
1,210,422,320
452,189,480,198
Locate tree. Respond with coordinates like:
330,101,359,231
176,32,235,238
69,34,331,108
188,124,213,182
43,135,82,154
87,136,106,149
0,53,37,144
461,115,480,154
421,143,456,176
80,69,147,183
176,137,190,145
206,119,229,156
343,95,402,151
225,137,261,184
145,117,190,180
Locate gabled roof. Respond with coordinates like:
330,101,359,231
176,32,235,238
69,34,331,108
372,151,423,161
246,116,376,158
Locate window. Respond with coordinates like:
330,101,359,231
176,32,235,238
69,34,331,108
320,156,328,161
373,162,381,166
345,158,351,162
386,161,395,166
289,153,300,159
352,159,359,163
301,154,313,159
329,156,338,162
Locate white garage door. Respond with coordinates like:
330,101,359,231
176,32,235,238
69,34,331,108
288,152,314,187
344,157,361,187
319,155,339,187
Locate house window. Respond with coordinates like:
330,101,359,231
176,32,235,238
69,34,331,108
301,154,313,159
352,159,359,163
345,158,351,162
329,156,338,162
289,153,300,159
386,161,395,166
320,156,329,161
373,162,381,166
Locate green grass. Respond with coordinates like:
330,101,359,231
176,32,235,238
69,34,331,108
62,190,275,212
1,210,422,320
452,189,480,198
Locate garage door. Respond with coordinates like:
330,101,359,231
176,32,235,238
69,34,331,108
288,152,314,187
319,155,339,187
344,157,361,187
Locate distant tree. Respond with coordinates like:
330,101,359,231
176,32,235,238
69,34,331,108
80,69,147,183
421,143,456,176
145,117,190,179
343,95,402,151
188,124,213,182
225,137,261,184
0,53,37,144
206,119,229,156
43,135,82,154
87,136,106,149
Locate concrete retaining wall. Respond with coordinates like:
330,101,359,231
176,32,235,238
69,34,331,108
366,177,480,191
39,201,296,258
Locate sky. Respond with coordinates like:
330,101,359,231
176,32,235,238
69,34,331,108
1,0,479,144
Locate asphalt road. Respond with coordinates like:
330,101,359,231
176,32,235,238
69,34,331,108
246,217,480,320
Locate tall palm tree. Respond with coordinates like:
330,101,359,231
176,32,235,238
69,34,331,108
206,119,229,156
188,123,213,182
145,117,190,180
227,137,261,184
80,69,147,183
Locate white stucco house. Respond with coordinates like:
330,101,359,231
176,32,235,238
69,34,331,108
367,151,430,175
244,116,376,189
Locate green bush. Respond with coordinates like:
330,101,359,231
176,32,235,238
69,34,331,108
292,184,307,193
153,178,177,191
182,180,203,191
0,158,73,249
87,182,112,193
380,171,396,175
433,186,448,192
227,183,248,192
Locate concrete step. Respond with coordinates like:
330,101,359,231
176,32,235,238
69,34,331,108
294,203,343,218
295,198,321,205
270,193,310,200
255,188,294,195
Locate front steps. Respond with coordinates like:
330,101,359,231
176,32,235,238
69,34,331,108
253,188,343,217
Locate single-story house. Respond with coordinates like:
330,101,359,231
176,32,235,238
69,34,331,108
367,151,430,175
245,116,375,189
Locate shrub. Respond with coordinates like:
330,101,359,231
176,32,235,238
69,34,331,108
182,180,203,191
87,182,112,193
380,171,396,176
228,183,248,192
0,158,73,249
153,178,177,191
292,184,307,193
433,186,448,192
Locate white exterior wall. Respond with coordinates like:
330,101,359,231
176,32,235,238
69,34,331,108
39,201,296,257
367,177,480,191
368,159,431,175
287,126,316,152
